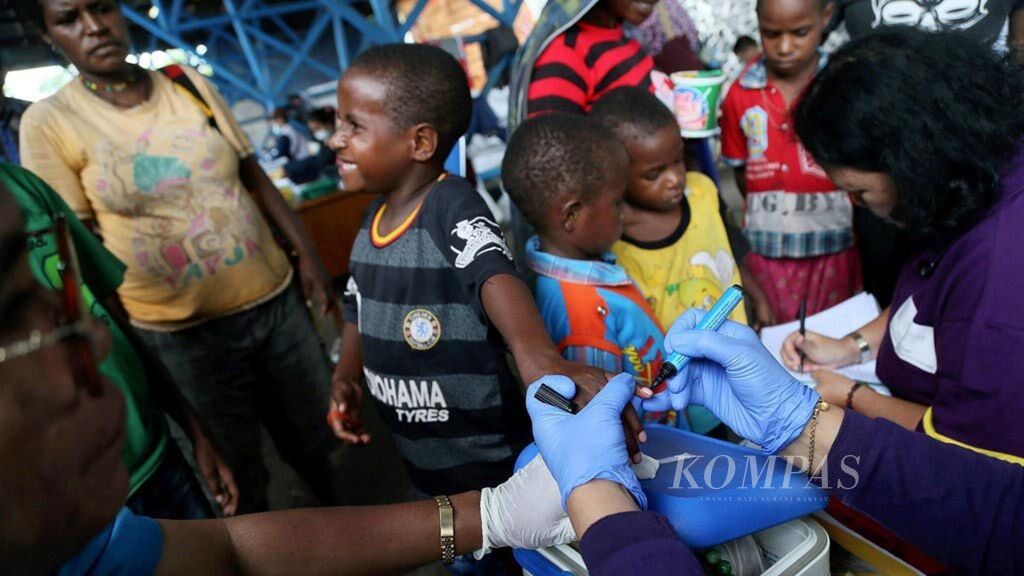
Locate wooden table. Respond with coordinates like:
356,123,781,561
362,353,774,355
295,191,376,278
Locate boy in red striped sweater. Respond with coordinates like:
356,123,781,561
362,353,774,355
526,0,661,117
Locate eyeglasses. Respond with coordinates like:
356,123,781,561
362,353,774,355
0,215,103,395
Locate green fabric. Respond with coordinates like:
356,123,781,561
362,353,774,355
1,162,168,495
300,178,338,201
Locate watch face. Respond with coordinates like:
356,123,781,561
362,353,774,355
849,332,871,363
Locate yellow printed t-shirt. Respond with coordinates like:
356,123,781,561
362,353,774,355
20,67,291,328
613,171,748,330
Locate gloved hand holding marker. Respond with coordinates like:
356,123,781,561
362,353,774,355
644,307,821,455
650,285,747,390
533,285,746,415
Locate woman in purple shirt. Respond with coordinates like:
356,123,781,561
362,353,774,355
780,29,1024,463
530,310,1024,575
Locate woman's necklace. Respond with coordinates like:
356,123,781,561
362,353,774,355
82,69,139,94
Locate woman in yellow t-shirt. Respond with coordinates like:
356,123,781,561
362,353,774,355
17,0,337,514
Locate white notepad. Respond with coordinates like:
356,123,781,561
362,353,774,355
759,293,890,394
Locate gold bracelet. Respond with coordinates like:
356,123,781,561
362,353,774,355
808,400,830,477
435,495,455,564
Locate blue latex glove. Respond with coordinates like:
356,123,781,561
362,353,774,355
642,309,821,454
526,373,647,511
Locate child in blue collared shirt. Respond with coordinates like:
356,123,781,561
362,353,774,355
503,114,671,404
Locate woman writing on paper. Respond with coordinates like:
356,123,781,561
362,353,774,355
780,29,1024,463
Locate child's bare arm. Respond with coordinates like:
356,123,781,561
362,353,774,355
479,273,648,460
333,321,363,382
329,321,370,445
479,273,562,382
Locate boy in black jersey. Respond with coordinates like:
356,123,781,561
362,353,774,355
325,44,647,499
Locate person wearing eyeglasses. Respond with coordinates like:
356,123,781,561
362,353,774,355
0,161,238,519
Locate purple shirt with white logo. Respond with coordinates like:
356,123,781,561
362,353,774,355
875,148,1024,458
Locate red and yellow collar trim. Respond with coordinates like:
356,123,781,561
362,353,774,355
370,173,447,248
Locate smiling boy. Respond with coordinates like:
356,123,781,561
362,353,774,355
325,45,643,504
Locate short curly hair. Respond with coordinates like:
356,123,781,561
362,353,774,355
347,43,471,161
794,28,1024,245
590,86,678,144
502,114,627,232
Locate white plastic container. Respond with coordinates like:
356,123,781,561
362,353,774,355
518,517,829,576
757,517,830,576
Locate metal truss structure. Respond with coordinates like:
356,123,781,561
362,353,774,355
120,0,523,108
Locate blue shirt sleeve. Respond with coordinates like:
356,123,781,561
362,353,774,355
58,508,163,576
563,344,623,373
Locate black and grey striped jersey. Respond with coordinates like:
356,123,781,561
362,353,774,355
343,176,532,495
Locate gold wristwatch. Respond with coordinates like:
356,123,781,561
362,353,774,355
435,495,455,564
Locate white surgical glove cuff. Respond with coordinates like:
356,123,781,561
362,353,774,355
477,455,576,559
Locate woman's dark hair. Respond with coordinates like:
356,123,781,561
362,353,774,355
794,28,1024,245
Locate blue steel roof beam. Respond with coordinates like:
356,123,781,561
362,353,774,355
242,0,277,91
236,0,306,44
206,27,242,57
351,33,370,59
238,23,339,79
479,53,510,99
464,0,515,27
150,0,170,29
202,29,258,78
174,2,322,33
331,12,350,70
169,0,184,26
122,4,268,103
320,1,397,45
399,0,429,36
269,14,302,45
222,0,271,100
366,0,398,38
272,12,334,99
